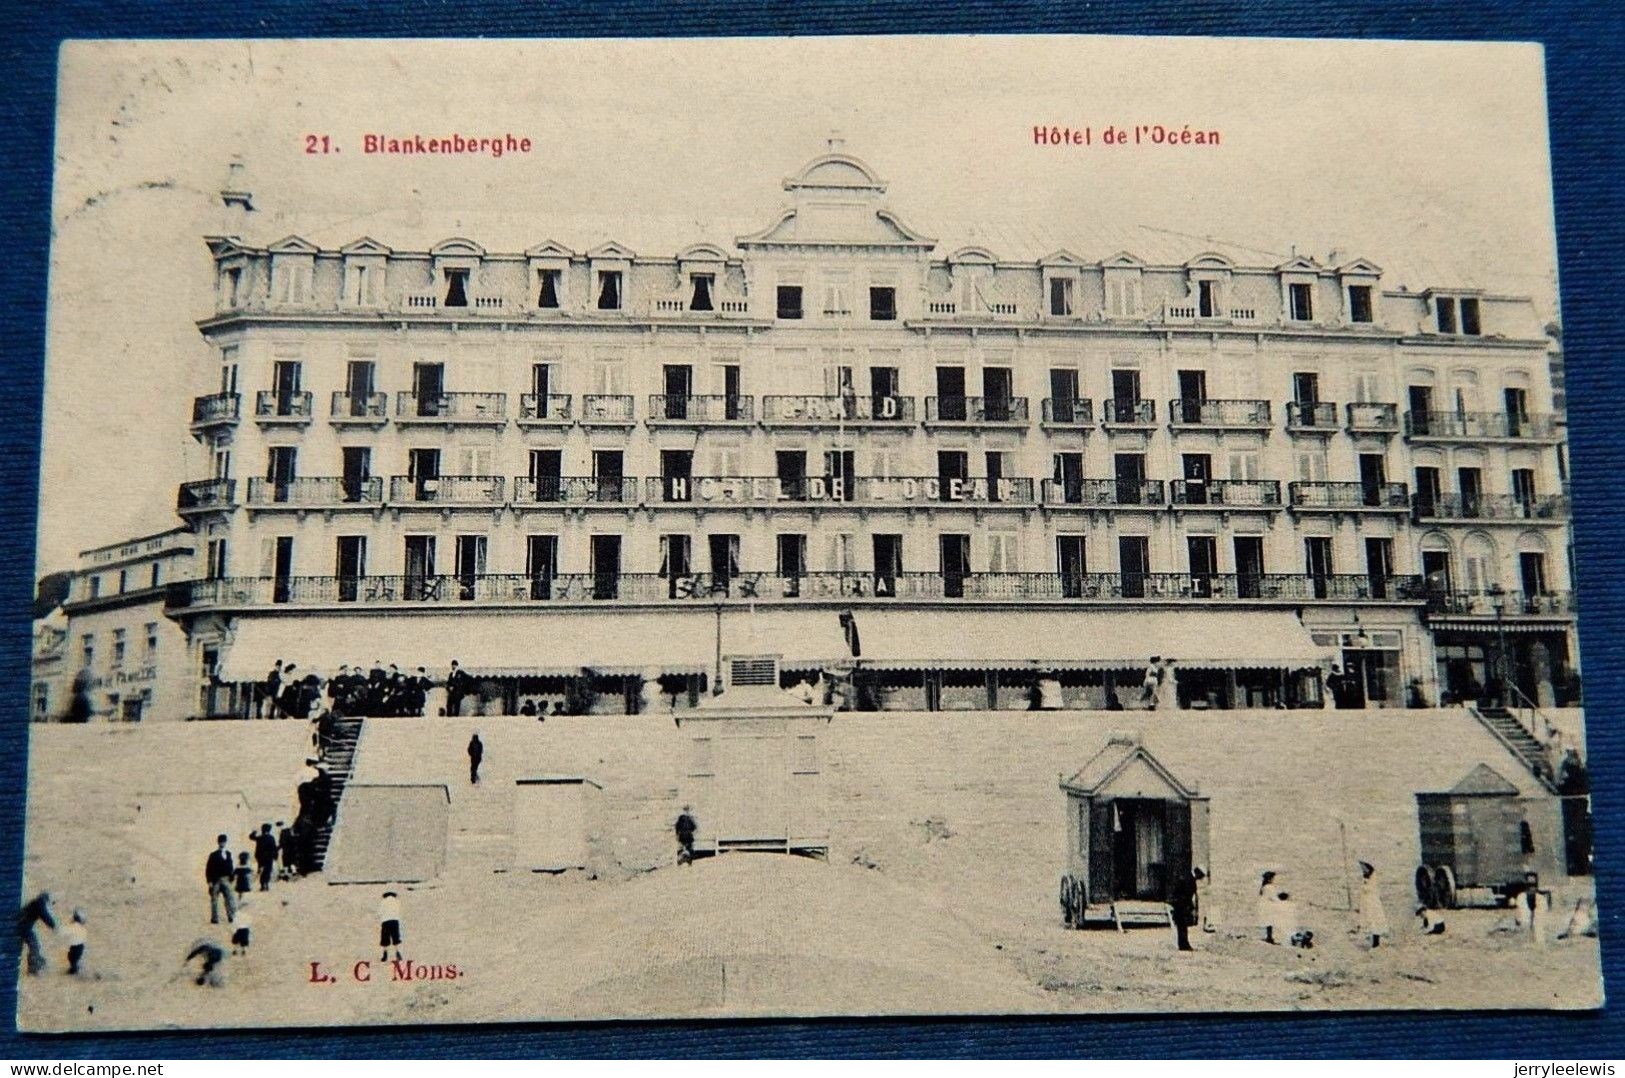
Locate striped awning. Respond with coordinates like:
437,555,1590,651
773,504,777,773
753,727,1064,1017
215,609,851,682
853,610,1336,671
1427,619,1571,634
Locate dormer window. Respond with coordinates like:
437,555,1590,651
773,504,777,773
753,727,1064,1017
219,266,242,308
1197,280,1218,318
1436,297,1456,334
1348,285,1373,323
690,274,714,312
1288,282,1314,321
345,262,381,307
1461,298,1481,335
537,269,561,308
270,257,313,305
870,286,896,321
1049,277,1074,317
443,268,470,308
597,271,622,310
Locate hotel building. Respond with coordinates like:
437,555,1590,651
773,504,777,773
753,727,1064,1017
163,150,1576,717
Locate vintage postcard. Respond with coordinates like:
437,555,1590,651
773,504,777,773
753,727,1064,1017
21,35,1601,1030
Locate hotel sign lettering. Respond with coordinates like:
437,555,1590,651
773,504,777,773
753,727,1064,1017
671,476,1020,504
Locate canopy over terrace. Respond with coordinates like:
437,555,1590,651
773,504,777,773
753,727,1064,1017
214,609,852,683
851,610,1336,671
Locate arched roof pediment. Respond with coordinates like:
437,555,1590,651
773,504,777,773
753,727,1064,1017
1185,251,1236,271
677,243,729,263
946,246,999,264
429,237,486,258
784,152,887,192
1101,251,1147,269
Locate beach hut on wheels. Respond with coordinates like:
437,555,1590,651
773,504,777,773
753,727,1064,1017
675,655,834,858
1059,734,1211,930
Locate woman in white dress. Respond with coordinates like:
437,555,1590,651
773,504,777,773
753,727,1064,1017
1357,860,1391,948
1155,658,1180,711
1256,870,1279,943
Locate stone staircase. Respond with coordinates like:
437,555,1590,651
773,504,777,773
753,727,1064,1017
1469,704,1557,792
312,717,366,870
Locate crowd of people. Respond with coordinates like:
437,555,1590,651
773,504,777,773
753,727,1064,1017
254,658,485,719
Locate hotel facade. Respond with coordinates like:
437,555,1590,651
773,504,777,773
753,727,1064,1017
161,150,1576,718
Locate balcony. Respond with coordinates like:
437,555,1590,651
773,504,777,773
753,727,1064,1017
190,393,240,434
644,475,1037,508
1040,478,1166,508
166,569,1427,612
393,392,508,427
1170,479,1282,509
512,476,637,505
245,476,383,509
1040,398,1095,430
1424,590,1576,619
1346,402,1401,434
646,395,755,426
1285,401,1339,432
518,394,573,427
1102,398,1157,428
579,394,637,426
176,478,236,517
329,392,389,426
1287,481,1410,512
923,396,1030,428
1411,493,1570,522
388,474,506,506
1168,399,1272,430
254,391,314,426
402,290,510,314
760,395,917,426
1405,410,1560,443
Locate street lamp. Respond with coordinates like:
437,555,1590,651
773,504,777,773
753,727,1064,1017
1489,584,1508,706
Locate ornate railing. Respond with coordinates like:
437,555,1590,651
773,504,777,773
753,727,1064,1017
1288,481,1410,510
246,476,383,506
1405,410,1558,440
647,395,754,422
1411,493,1569,521
1040,479,1167,507
329,392,388,420
1286,401,1338,429
1346,402,1400,431
924,396,1030,423
518,394,573,422
388,475,506,505
760,395,916,424
393,392,507,420
1168,399,1272,427
191,393,240,425
1102,398,1157,424
254,390,314,419
1170,479,1283,507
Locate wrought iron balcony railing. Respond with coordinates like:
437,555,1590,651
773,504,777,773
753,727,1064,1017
329,392,389,421
647,395,754,423
580,395,637,423
760,394,916,424
166,570,1429,611
1346,402,1400,432
1041,398,1095,426
1040,478,1167,507
176,479,236,514
1287,481,1410,510
1286,401,1339,429
924,396,1030,424
1425,590,1576,617
518,394,573,423
254,390,314,420
1168,399,1272,427
191,393,240,427
1411,493,1570,521
388,475,506,504
1170,479,1283,507
512,476,637,504
1405,410,1558,440
1102,398,1157,425
245,476,384,506
393,392,508,421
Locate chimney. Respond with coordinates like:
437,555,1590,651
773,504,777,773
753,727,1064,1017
219,156,254,231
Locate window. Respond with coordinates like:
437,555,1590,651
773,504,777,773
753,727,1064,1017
596,271,622,310
112,629,126,668
271,258,312,304
988,530,1021,572
81,634,95,668
536,269,561,308
1226,450,1260,481
1105,271,1142,317
690,274,714,312
345,263,379,306
1348,285,1373,323
1049,277,1074,317
117,569,127,594
33,682,48,721
1197,280,1218,318
150,563,161,588
443,268,470,307
777,285,803,320
1460,297,1481,335
87,575,100,600
220,266,242,307
1295,449,1328,483
1288,282,1314,321
145,622,159,660
869,286,897,321
822,275,851,317
206,538,228,580
1435,297,1457,334
826,532,854,573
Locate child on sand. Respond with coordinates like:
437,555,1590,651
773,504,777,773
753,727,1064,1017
61,909,87,975
233,851,254,896
378,891,403,962
231,900,253,956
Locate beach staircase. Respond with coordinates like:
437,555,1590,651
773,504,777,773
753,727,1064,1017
312,717,366,870
1469,703,1557,793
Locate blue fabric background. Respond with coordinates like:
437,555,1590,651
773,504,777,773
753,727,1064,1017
1,0,1620,1058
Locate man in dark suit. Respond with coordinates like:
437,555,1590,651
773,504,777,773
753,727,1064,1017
446,660,472,717
1170,866,1204,952
205,834,237,924
253,823,278,891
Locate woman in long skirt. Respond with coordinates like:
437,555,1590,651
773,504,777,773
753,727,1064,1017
1357,860,1391,948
